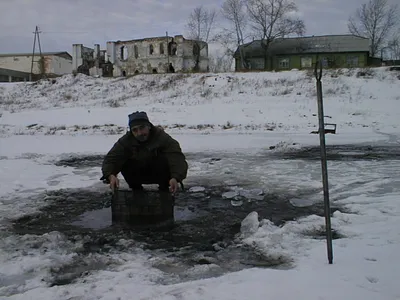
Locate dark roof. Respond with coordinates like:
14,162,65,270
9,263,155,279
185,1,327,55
234,34,370,57
0,52,72,60
0,67,31,77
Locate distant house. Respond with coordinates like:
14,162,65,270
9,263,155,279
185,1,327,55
106,35,209,76
0,52,73,77
234,35,372,71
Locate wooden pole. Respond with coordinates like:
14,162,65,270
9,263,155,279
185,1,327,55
314,60,333,264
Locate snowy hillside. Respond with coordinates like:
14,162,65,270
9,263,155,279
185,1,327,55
0,68,400,300
1,67,399,137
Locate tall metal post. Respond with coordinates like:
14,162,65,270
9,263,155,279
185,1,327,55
314,60,333,264
31,26,44,79
31,26,38,77
37,27,44,78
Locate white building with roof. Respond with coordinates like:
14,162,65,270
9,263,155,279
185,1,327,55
0,52,73,76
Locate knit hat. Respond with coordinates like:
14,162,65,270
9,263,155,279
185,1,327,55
128,111,150,127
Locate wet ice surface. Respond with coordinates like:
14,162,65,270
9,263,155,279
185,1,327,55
268,144,400,161
71,207,111,229
2,143,400,293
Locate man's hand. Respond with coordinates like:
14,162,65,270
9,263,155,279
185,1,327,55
109,175,119,191
169,178,179,194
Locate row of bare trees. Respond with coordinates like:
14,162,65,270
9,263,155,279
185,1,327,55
185,0,399,72
348,0,399,60
185,0,305,71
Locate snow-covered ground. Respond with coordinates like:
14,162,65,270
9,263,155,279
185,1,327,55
0,67,399,299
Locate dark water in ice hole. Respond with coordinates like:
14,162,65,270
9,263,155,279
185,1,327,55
10,185,341,286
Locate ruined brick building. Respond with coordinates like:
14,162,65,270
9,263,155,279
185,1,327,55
72,44,113,77
106,35,209,76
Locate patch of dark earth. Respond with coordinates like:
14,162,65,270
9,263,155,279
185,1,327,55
8,185,343,286
54,154,105,168
268,144,400,161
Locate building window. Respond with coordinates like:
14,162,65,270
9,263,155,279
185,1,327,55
168,63,175,73
160,43,164,54
347,56,359,67
149,44,154,55
278,58,290,69
301,57,312,68
168,39,177,56
193,43,200,56
134,45,138,58
120,46,128,61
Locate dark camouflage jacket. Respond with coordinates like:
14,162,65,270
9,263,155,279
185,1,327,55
101,126,188,182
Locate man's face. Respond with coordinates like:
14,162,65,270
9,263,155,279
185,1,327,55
131,124,150,142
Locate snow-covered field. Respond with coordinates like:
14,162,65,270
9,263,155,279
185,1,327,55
0,67,399,299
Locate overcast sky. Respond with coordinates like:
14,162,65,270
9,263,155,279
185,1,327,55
0,0,398,54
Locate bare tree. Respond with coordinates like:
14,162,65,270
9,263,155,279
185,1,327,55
348,0,399,57
209,52,234,72
246,0,305,69
388,34,400,60
220,0,249,69
186,6,217,72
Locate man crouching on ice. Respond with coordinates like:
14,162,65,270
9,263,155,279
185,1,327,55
100,111,188,194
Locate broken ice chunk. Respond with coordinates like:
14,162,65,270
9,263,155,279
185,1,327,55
230,199,243,207
240,211,260,237
289,197,316,207
222,191,239,199
189,186,206,193
239,188,265,200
